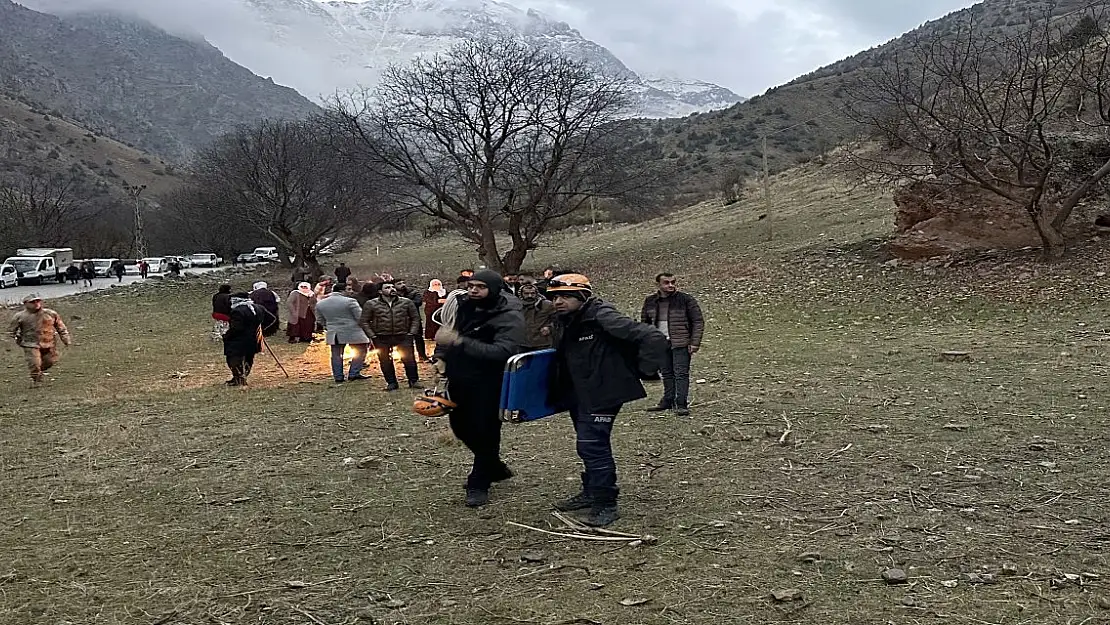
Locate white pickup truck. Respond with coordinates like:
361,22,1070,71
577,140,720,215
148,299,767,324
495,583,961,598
4,247,73,285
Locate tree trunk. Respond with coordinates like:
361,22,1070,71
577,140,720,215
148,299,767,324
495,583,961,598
477,220,503,273
1032,211,1066,259
500,243,529,275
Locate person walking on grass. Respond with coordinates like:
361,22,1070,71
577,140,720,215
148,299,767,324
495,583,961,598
315,290,372,383
433,270,526,508
359,281,421,391
113,260,125,283
286,282,317,343
223,292,263,387
138,260,149,280
519,281,555,349
9,294,72,388
547,274,668,527
641,272,705,417
80,261,95,288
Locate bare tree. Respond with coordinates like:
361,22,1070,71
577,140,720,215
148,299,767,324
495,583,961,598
848,11,1110,258
327,37,645,273
191,117,389,272
0,170,104,256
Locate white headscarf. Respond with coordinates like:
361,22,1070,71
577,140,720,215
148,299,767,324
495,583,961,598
252,281,268,291
296,282,313,297
429,279,446,297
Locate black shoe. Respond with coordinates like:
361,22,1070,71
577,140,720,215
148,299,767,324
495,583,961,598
645,404,672,413
583,503,621,527
490,464,514,483
675,407,690,417
408,380,422,389
554,491,592,512
385,383,400,392
333,379,345,384
465,487,490,508
226,378,246,387
348,374,370,381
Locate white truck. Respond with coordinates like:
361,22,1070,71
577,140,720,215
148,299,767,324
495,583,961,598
4,247,73,285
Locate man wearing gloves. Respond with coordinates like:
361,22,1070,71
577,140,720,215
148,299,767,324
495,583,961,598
315,290,372,383
433,269,526,508
547,274,668,527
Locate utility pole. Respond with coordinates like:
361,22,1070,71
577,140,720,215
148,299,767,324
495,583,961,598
127,184,147,258
762,135,771,241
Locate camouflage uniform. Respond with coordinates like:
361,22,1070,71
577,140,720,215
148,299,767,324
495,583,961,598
9,308,71,383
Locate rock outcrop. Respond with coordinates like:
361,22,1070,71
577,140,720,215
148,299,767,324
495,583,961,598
886,180,1098,260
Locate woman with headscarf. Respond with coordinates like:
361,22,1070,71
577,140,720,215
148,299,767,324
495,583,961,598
423,279,448,339
249,281,281,337
286,282,317,343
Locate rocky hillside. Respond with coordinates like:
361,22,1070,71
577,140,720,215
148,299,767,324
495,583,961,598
1,0,320,161
626,0,1100,205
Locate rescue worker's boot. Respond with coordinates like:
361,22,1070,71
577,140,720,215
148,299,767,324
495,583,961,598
583,487,620,527
554,473,592,512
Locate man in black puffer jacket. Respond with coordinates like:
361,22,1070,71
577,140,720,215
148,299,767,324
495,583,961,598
547,273,668,527
433,269,526,508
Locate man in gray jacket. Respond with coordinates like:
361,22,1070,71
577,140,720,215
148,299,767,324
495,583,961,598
315,291,372,383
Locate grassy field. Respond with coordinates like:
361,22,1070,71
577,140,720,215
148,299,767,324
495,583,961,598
3,166,1110,624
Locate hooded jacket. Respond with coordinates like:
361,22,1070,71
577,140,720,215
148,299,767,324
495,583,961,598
435,270,526,387
551,298,669,414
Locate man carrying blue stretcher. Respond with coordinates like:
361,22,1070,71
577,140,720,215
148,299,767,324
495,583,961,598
547,273,669,527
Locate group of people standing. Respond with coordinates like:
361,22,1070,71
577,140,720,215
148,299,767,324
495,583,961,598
208,261,706,529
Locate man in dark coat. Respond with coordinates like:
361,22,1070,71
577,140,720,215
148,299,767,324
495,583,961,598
640,272,705,416
223,292,264,386
359,281,421,391
249,281,281,337
433,269,526,508
334,262,352,285
548,273,668,527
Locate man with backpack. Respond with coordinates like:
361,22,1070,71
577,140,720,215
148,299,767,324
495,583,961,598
547,273,668,526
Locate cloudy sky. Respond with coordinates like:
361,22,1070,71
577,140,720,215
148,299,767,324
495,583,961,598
504,0,980,95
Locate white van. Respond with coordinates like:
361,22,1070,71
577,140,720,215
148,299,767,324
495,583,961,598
91,258,121,277
251,247,280,262
142,257,167,274
4,256,59,285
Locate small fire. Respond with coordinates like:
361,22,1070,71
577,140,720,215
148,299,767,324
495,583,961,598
343,345,356,360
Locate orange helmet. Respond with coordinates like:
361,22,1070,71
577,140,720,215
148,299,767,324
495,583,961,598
546,273,593,295
413,388,457,417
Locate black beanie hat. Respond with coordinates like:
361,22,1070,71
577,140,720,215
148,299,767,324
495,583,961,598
470,269,503,304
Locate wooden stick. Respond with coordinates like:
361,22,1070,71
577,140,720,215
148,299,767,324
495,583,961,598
291,606,330,625
506,521,642,542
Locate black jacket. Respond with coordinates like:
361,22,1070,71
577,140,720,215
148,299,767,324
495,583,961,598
435,291,525,389
223,301,263,357
551,298,669,414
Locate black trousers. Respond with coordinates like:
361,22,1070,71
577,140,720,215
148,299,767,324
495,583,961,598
448,381,510,489
569,401,622,502
226,353,255,381
375,335,419,385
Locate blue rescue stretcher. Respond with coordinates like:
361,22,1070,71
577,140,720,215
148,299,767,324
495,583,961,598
499,349,562,423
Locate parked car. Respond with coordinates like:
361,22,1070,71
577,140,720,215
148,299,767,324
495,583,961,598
91,258,121,277
0,263,18,288
165,255,192,269
190,253,222,267
251,247,280,262
141,257,167,274
123,259,141,275
237,252,257,264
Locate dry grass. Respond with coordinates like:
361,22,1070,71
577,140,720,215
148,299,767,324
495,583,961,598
2,167,1110,624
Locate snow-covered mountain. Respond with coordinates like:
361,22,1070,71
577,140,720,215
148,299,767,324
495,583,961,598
643,76,749,112
18,0,745,118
